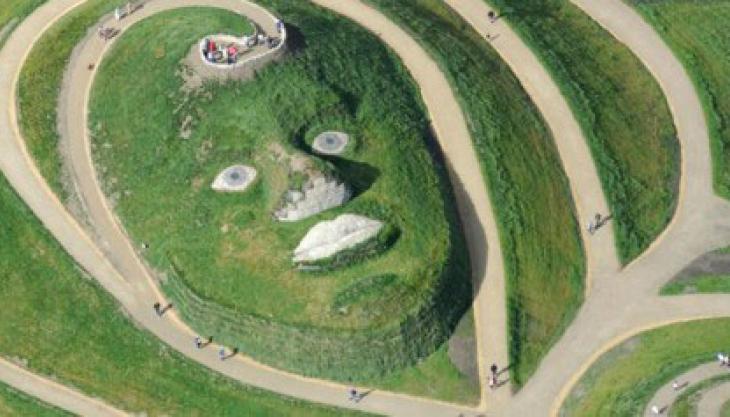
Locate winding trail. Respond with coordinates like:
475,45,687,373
3,0,730,415
443,0,620,296
1,0,502,416
0,357,128,417
434,0,730,416
644,362,729,416
698,380,730,417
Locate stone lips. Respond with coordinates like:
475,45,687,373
211,164,257,192
293,214,383,262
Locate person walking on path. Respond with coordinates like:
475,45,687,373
194,336,202,349
651,405,662,415
348,387,359,402
490,363,498,375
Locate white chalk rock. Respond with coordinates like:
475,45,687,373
293,214,383,263
275,177,351,222
211,165,257,192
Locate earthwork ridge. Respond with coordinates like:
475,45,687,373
1,0,730,416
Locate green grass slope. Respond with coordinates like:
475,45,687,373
560,319,730,417
487,0,679,264
364,0,585,388
0,172,374,416
88,4,470,380
0,0,47,47
0,384,73,417
627,0,730,201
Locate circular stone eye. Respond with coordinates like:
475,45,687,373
212,165,257,192
312,131,349,155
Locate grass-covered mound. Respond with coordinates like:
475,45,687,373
560,319,730,417
0,384,72,417
627,0,730,202
0,172,374,417
364,0,585,388
88,5,470,380
487,0,679,264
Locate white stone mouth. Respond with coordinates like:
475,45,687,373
293,214,383,263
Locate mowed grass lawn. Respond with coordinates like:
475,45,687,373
488,0,679,264
0,174,374,417
662,274,730,295
365,0,585,388
0,384,72,417
628,0,730,201
560,319,730,417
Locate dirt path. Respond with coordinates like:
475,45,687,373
644,362,729,416
3,0,730,415
0,357,129,417
698,379,730,417
443,0,620,296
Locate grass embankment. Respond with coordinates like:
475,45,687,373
18,0,129,198
0,172,374,417
669,375,730,417
0,383,72,417
627,1,730,201
662,274,730,295
723,400,730,417
487,0,679,264
560,319,730,417
88,2,472,386
364,0,585,388
0,0,47,47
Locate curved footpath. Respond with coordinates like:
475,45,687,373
0,0,504,416
443,0,620,295
644,362,729,416
426,0,730,416
698,380,730,417
4,0,730,416
0,357,128,417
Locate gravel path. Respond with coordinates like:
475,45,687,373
698,380,730,417
2,0,730,416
